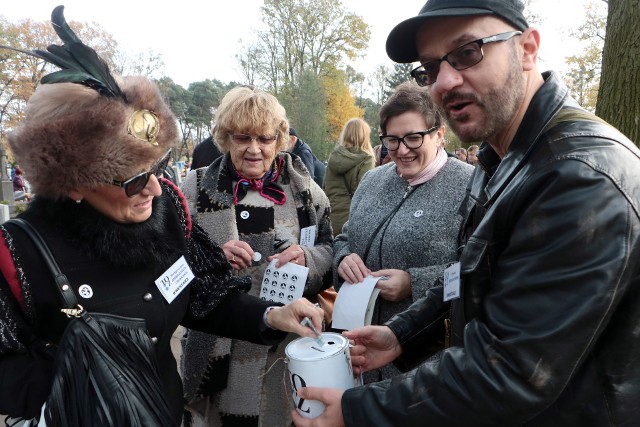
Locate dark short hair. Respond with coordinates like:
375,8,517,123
379,81,443,135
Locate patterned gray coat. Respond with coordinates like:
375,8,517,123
180,152,333,426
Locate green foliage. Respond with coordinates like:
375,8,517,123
235,0,371,150
280,70,330,160
385,63,414,100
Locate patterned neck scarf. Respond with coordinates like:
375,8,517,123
230,156,287,205
399,146,448,186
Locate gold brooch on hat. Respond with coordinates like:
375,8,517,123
128,109,160,145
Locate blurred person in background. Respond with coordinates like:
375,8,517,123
324,118,375,235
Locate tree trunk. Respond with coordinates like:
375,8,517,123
596,0,640,145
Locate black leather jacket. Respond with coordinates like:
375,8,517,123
342,72,640,426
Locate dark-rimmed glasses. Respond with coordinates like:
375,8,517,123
110,149,172,197
379,126,438,151
410,31,522,87
231,134,278,144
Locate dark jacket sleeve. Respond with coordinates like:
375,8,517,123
182,292,285,346
385,283,448,372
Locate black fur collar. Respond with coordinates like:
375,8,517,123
25,194,183,270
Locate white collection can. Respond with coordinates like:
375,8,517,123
285,332,357,419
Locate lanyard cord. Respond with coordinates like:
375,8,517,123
362,182,423,265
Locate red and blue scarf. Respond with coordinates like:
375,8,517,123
230,156,287,205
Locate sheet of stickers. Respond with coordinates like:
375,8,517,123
259,259,309,304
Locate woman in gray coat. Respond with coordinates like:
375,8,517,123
333,82,473,381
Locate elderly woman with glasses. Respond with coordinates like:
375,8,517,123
333,81,473,382
179,86,333,427
0,7,323,426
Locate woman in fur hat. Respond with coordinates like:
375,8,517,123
0,6,323,427
180,85,334,427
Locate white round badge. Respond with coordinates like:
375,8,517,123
414,210,424,218
78,284,93,299
240,210,250,220
253,252,262,262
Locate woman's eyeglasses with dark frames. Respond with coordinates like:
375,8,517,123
410,31,522,87
379,126,438,151
110,149,172,197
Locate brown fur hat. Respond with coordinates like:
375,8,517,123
8,76,178,199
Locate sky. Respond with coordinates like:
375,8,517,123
1,0,594,89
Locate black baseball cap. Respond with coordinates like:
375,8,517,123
289,127,298,137
386,0,529,63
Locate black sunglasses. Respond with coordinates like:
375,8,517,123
410,31,522,86
110,149,172,197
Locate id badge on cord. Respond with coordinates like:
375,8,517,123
443,262,461,302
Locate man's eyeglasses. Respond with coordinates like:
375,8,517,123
231,134,278,144
110,149,172,197
410,31,522,87
379,126,438,151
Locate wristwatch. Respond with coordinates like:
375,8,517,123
263,305,278,329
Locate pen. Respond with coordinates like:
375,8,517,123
301,316,324,346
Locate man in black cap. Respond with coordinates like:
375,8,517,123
293,1,640,426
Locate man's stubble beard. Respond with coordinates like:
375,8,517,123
445,45,526,143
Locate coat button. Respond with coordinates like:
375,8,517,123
143,293,153,301
151,337,158,344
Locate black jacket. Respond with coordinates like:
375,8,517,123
342,72,640,425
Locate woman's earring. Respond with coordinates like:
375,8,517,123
76,199,82,204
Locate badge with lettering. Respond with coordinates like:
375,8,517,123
155,255,194,303
299,225,316,247
443,262,461,302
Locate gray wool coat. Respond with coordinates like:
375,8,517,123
333,157,473,331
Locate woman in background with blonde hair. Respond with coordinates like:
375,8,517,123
324,118,376,235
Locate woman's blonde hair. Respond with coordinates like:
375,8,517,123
214,86,289,153
337,118,374,157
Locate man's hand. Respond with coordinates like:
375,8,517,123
344,326,402,374
291,387,345,427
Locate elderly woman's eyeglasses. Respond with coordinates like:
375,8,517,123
110,149,172,197
231,134,277,144
380,126,438,151
410,31,522,87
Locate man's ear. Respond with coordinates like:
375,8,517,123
521,27,540,71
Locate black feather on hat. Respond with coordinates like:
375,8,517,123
2,5,178,199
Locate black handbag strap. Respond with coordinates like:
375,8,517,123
8,218,79,310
